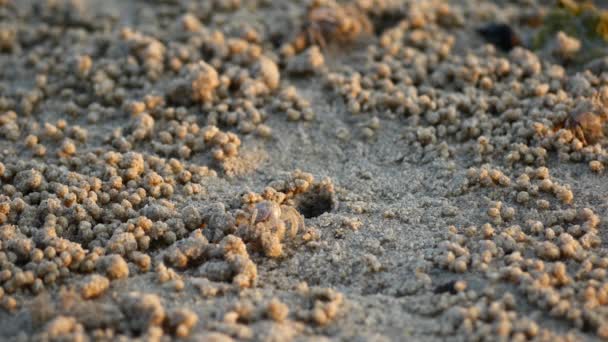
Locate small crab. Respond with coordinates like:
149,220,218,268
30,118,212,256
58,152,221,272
291,1,372,51
564,111,604,146
236,201,304,258
560,90,608,145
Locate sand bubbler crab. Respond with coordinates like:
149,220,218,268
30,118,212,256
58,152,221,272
564,111,604,146
235,200,305,258
286,0,372,54
561,89,608,146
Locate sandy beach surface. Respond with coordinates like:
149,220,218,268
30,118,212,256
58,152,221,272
2,0,608,340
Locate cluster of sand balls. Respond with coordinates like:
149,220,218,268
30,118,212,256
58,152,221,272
4,0,608,340
322,0,608,172
0,0,379,340
0,72,341,337
287,3,608,336
28,290,199,340
0,155,333,286
0,160,336,338
287,3,608,338
271,86,316,122
160,230,258,288
0,151,205,298
324,1,456,114
27,278,346,340
434,162,608,339
222,283,344,326
440,290,579,341
0,150,332,338
0,0,327,167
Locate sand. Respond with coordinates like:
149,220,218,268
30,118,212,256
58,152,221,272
1,0,608,341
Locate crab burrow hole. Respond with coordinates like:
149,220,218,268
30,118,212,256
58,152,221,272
294,184,337,218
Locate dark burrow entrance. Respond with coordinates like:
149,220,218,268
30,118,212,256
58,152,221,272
296,190,336,218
